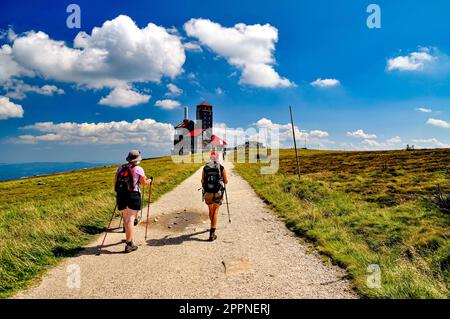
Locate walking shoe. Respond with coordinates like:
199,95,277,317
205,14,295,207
208,228,217,242
122,227,126,233
124,241,138,253
134,216,141,226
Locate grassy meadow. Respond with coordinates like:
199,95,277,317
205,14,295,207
0,156,202,298
233,148,450,298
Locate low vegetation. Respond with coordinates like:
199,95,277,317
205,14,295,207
234,148,450,298
0,156,201,298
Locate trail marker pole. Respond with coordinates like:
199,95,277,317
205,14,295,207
289,106,301,179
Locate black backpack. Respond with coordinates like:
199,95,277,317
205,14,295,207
203,164,224,193
115,164,136,193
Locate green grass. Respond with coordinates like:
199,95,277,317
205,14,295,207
0,156,201,298
234,148,450,298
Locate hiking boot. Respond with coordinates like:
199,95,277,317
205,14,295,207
209,228,217,242
122,227,126,233
134,216,141,226
124,241,138,253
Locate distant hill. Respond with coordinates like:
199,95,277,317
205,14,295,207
0,162,113,181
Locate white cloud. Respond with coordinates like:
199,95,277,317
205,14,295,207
0,44,34,83
215,87,224,95
0,96,24,120
5,15,185,88
3,79,64,100
386,136,402,144
347,129,377,139
360,136,403,150
411,138,449,148
17,118,174,148
252,118,332,148
184,18,293,88
416,107,432,113
165,83,183,97
426,118,450,128
387,48,437,72
99,86,150,107
183,41,203,52
310,78,340,88
309,130,329,138
154,99,180,110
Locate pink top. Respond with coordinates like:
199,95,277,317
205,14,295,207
116,165,145,192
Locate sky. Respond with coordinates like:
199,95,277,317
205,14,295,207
0,0,449,163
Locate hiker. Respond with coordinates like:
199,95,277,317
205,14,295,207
114,150,152,253
201,151,228,241
223,148,227,161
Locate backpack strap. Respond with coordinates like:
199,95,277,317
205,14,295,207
129,164,141,191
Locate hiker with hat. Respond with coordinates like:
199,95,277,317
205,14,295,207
114,150,153,253
201,151,228,241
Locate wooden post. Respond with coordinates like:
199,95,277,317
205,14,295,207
289,106,301,179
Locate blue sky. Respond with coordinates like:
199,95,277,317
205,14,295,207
0,0,449,163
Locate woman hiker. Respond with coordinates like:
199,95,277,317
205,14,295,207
201,151,228,241
114,150,153,253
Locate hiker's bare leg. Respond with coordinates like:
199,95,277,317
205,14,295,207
211,204,220,229
208,204,214,222
125,209,137,242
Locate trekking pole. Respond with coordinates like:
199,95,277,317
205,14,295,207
140,184,145,222
224,186,231,223
144,179,154,241
96,204,118,256
118,214,123,229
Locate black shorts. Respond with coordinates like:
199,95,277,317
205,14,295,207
116,191,142,211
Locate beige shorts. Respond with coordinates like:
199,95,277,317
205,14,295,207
204,192,223,205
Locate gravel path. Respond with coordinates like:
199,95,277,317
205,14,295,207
15,160,356,299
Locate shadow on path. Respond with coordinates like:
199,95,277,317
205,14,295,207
147,230,209,247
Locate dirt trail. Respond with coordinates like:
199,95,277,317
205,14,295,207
15,160,355,298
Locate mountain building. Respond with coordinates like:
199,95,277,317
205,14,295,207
173,102,227,155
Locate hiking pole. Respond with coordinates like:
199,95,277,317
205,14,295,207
140,184,145,222
144,179,154,241
224,186,231,223
96,203,118,256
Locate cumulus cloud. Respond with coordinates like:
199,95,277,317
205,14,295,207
0,96,24,120
347,129,377,139
99,86,150,107
3,79,64,100
215,87,224,95
0,44,34,83
154,99,180,110
252,118,332,148
426,118,450,128
358,136,403,150
310,78,340,88
4,15,185,88
17,119,174,148
416,107,432,113
386,47,448,73
411,138,449,148
386,136,402,144
184,18,293,88
165,83,183,97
